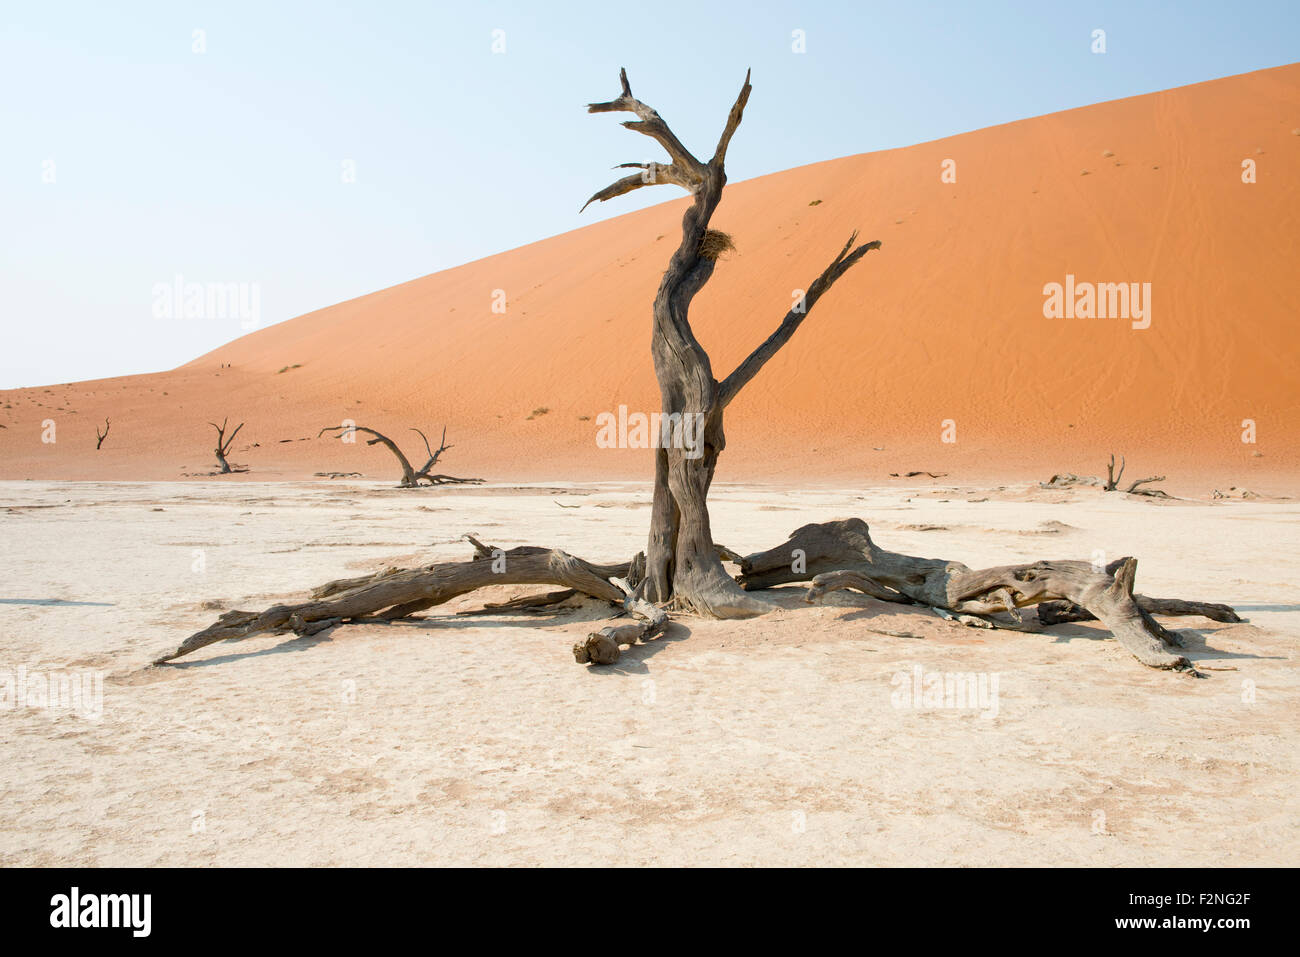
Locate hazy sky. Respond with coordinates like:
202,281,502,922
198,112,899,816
2,0,1296,388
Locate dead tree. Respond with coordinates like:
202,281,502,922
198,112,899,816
1123,474,1167,495
155,71,1243,674
317,424,482,487
1102,453,1166,495
95,417,110,450
1103,453,1125,490
582,68,880,617
209,418,243,474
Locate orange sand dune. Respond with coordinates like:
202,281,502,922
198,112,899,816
2,64,1298,493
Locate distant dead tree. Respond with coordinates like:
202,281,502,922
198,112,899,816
317,424,482,487
1042,456,1169,497
95,417,110,450
209,418,243,474
1104,453,1166,495
1103,453,1124,490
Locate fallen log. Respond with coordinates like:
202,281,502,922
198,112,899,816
1036,557,1241,625
153,536,655,664
736,518,1241,671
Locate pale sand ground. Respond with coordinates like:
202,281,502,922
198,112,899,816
1,480,1297,866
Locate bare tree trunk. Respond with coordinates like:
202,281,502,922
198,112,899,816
584,68,880,617
642,448,678,602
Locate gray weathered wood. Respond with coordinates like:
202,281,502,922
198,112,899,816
737,518,1241,671
153,536,647,664
583,68,880,618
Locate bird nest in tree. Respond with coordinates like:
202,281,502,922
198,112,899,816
698,229,735,260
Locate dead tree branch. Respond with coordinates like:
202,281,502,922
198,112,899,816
1036,558,1240,625
154,536,661,665
735,518,1241,672
95,417,110,450
573,576,669,665
581,67,708,211
1125,475,1168,495
718,231,882,407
